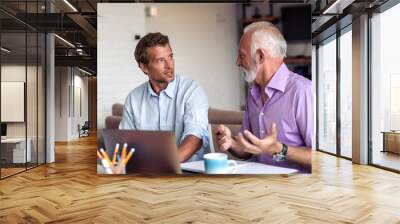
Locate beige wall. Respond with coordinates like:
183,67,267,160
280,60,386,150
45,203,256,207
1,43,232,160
145,3,245,110
97,3,146,130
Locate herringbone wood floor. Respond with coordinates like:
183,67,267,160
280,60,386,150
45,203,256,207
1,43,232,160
0,135,399,223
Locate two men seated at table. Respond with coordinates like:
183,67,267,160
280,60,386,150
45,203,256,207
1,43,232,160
119,32,209,162
120,22,313,172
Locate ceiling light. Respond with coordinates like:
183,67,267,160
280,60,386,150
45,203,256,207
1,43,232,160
78,67,92,76
1,47,11,53
76,48,84,55
54,34,75,48
323,0,355,15
63,0,78,12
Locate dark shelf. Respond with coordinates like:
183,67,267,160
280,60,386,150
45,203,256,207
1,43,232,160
284,56,311,65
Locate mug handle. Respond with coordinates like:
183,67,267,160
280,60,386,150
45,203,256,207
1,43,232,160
227,160,238,174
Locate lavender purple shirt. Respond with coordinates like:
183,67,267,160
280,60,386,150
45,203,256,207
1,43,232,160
241,63,314,173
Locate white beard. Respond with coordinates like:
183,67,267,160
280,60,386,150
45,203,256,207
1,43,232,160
239,65,257,83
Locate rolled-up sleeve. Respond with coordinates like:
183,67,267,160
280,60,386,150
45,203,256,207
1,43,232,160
119,94,136,130
180,85,210,149
295,84,314,148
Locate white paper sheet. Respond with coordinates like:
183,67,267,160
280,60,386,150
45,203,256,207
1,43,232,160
181,160,298,174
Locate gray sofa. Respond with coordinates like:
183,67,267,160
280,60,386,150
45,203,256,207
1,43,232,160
105,103,124,129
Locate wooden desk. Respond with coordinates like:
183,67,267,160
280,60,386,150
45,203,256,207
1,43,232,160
381,131,400,154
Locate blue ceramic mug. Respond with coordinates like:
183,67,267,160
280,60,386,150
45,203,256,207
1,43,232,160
204,153,237,174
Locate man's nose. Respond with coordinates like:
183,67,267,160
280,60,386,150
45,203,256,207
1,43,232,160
165,58,173,69
236,56,241,66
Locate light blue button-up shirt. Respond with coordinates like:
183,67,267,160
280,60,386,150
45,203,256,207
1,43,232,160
119,75,210,162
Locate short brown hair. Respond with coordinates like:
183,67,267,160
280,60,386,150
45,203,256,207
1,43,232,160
134,32,170,65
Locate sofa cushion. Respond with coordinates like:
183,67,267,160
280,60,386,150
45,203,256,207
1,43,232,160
112,103,124,116
105,116,122,130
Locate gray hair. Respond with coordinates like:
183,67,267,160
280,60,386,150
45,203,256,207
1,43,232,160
244,21,287,59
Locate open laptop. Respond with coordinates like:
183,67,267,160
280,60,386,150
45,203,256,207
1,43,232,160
101,129,181,174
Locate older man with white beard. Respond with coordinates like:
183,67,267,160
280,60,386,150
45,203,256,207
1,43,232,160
216,22,313,173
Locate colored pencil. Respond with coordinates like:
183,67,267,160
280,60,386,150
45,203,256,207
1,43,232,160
122,148,135,166
111,143,120,166
99,148,112,165
100,159,113,174
121,143,128,163
97,150,103,160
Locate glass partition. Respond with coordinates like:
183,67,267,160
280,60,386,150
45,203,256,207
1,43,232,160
339,28,352,158
370,3,400,171
317,36,337,155
1,30,28,177
0,1,46,179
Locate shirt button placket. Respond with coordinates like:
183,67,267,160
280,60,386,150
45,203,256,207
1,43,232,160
259,112,265,137
159,96,163,130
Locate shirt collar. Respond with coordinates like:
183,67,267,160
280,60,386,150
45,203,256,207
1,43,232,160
163,76,176,98
249,63,290,103
266,63,290,93
147,81,157,97
147,76,177,99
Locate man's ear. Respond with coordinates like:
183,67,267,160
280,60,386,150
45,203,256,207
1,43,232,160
139,62,149,75
256,49,266,64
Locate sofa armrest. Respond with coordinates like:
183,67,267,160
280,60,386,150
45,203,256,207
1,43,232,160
105,116,122,130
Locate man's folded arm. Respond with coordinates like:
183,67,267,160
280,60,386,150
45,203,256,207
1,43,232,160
179,85,210,162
